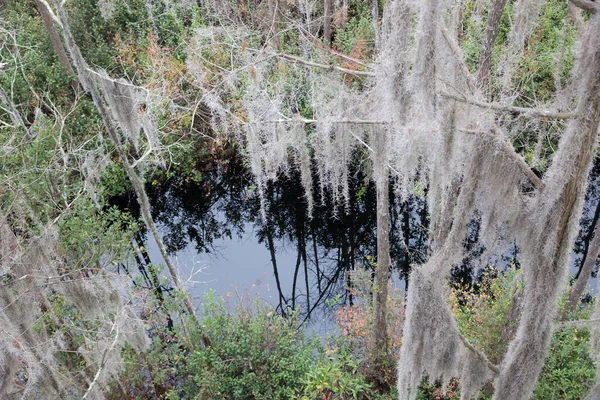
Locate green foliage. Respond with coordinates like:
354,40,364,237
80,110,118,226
532,327,596,400
0,1,75,98
101,163,133,197
333,3,373,58
450,266,522,364
416,377,459,400
460,0,575,102
450,267,597,399
516,0,576,103
183,292,316,399
458,0,576,173
112,292,320,399
334,267,404,396
58,199,138,270
39,292,89,379
459,0,488,71
111,289,402,400
300,338,376,400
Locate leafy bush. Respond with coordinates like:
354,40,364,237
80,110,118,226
301,338,380,400
110,287,402,400
335,267,404,391
532,327,596,400
450,266,522,364
182,292,317,399
336,267,405,357
416,377,459,400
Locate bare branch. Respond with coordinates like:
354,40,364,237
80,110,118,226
441,91,578,119
458,331,501,375
554,318,600,329
0,86,25,128
492,126,545,189
130,147,155,169
274,52,375,77
441,25,478,95
259,118,386,124
81,313,122,400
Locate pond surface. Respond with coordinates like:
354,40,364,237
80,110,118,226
140,165,422,331
117,153,600,328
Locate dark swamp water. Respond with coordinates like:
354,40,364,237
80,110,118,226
112,150,600,332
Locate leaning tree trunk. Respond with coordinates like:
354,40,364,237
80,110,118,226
475,0,509,88
35,0,78,91
563,216,600,317
48,0,205,339
493,9,600,399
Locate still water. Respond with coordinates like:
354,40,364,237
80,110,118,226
124,155,600,327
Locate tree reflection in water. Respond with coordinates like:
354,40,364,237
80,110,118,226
114,149,599,325
113,148,428,324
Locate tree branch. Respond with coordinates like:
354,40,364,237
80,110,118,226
274,53,375,77
460,126,544,189
554,318,600,329
458,331,501,375
570,0,599,13
441,91,578,119
81,313,121,400
258,118,386,124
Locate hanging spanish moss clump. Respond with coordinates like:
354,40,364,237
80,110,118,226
308,75,367,214
187,25,368,217
494,13,600,399
498,0,543,98
0,213,148,399
397,258,498,400
389,2,510,396
91,70,160,153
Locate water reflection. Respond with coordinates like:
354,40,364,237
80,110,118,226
114,147,600,324
122,150,429,324
572,160,600,283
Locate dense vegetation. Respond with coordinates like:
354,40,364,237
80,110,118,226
0,0,599,398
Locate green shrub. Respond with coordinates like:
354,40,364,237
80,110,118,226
532,327,596,400
183,292,317,399
301,337,378,400
450,266,522,365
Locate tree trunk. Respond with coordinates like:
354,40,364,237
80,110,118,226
563,217,600,317
369,128,392,391
493,11,600,399
372,0,380,48
50,0,205,343
476,0,508,88
268,0,281,50
324,0,332,44
35,0,78,91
